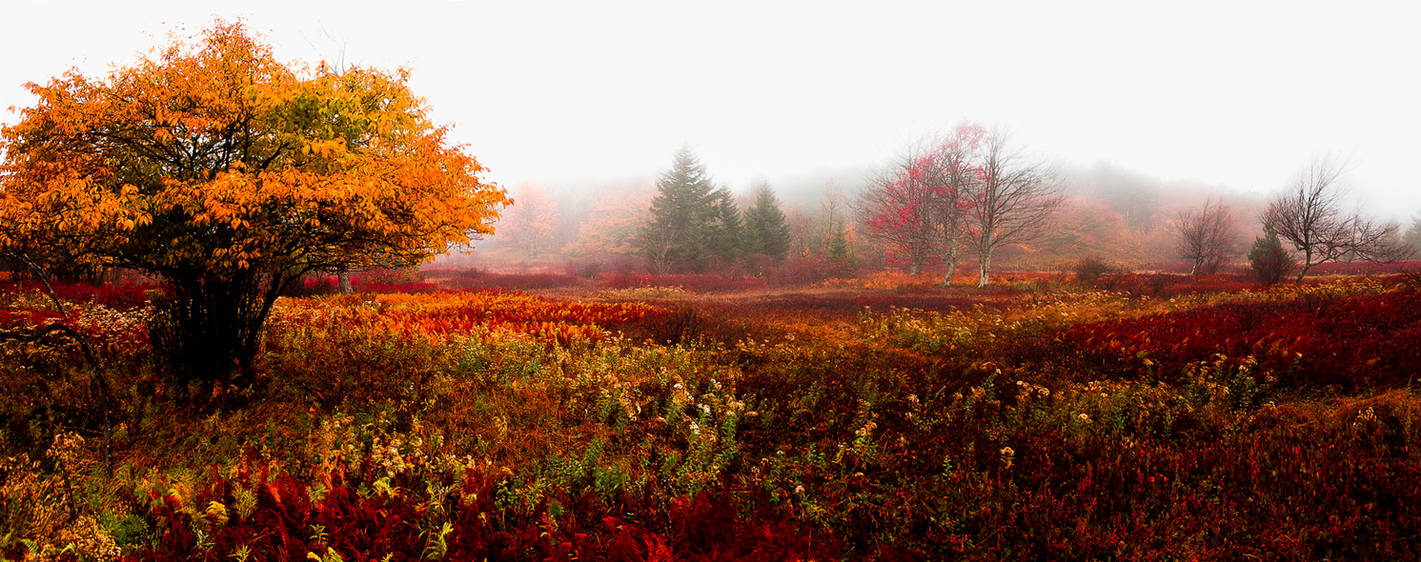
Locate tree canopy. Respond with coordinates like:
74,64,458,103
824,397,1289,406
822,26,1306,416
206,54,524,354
0,22,506,277
0,22,508,395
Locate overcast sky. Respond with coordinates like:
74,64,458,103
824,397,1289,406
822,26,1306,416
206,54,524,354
3,0,1418,220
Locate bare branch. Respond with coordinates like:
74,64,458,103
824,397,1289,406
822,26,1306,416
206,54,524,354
1264,157,1392,281
967,129,1062,286
1173,198,1238,276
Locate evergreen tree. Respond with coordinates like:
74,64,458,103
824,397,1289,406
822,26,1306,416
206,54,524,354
743,183,792,260
827,220,852,264
1248,230,1294,286
707,187,744,263
820,184,853,265
643,146,717,272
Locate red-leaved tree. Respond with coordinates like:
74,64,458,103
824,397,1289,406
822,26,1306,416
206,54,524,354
859,122,987,281
929,122,987,284
859,146,938,276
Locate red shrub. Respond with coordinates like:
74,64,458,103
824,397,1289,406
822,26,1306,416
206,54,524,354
448,269,581,290
126,459,841,561
283,275,443,295
0,280,154,309
762,256,855,287
283,276,339,297
1095,273,1257,297
354,281,441,294
1307,261,1421,275
1060,290,1421,388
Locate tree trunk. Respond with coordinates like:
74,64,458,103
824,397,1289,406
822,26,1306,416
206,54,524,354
977,222,996,288
942,238,959,286
337,269,353,294
1295,249,1313,283
909,259,922,277
978,252,992,287
150,271,285,405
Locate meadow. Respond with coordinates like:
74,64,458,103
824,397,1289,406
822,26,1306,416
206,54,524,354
2,270,1420,560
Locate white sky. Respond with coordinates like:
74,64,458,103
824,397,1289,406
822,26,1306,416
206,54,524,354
4,0,1419,221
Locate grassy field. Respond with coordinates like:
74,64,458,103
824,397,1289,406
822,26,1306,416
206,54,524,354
2,272,1420,559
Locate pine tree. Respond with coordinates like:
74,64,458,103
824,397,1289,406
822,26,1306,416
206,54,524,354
820,184,853,265
643,146,717,272
743,183,792,260
708,187,744,263
827,220,851,264
1248,229,1294,286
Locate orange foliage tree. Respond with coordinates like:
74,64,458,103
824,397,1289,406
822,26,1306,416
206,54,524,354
496,183,561,270
0,22,508,398
563,180,654,261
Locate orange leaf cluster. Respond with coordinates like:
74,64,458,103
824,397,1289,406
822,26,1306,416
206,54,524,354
0,21,508,278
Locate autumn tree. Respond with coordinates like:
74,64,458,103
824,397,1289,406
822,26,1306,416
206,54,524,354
1263,158,1396,282
643,146,717,272
859,145,938,275
0,22,508,399
967,130,1061,287
497,183,561,271
1173,198,1238,276
859,123,987,282
928,122,986,284
743,182,791,260
563,180,654,261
